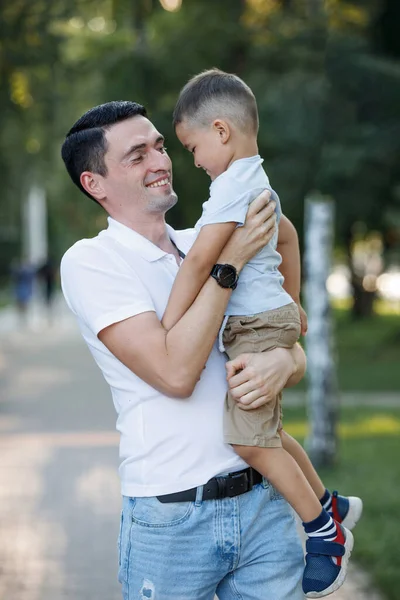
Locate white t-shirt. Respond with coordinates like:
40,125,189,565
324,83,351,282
60,217,246,497
196,155,293,316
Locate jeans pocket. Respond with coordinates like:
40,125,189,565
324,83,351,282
118,498,135,584
262,479,284,501
131,496,194,528
117,510,123,568
269,484,284,501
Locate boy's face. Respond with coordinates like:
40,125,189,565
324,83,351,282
175,120,230,181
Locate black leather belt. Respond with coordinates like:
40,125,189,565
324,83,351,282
157,467,263,503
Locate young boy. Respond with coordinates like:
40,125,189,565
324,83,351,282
162,69,362,598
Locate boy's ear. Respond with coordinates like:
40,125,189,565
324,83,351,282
213,120,230,144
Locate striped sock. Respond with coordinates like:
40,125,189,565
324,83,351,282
320,488,332,512
303,508,337,542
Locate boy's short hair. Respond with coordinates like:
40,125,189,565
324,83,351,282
172,69,259,134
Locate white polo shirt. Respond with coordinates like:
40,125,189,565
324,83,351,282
60,217,246,497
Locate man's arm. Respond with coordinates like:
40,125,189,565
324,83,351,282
99,192,277,398
277,215,308,335
162,221,236,331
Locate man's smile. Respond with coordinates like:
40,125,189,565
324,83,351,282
146,174,171,189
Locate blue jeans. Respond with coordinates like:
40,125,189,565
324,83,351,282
118,481,304,599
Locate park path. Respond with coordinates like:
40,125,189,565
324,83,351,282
0,299,385,599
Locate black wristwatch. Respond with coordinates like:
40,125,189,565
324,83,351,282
210,263,239,290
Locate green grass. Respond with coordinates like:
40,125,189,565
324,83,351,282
334,310,400,391
297,310,400,391
284,405,400,600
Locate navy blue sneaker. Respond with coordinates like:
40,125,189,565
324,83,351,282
331,491,363,530
302,522,354,598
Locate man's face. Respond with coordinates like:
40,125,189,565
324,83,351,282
99,115,177,215
175,120,229,181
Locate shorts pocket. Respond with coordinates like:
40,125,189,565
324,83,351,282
224,318,257,339
131,496,194,528
276,320,301,347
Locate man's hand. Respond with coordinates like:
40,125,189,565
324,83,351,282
225,345,306,410
218,190,276,272
297,303,308,336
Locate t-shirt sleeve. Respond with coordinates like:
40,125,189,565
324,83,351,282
60,242,155,336
198,176,281,228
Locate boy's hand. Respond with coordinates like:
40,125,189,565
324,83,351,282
297,303,308,336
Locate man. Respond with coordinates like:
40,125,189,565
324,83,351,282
60,101,306,600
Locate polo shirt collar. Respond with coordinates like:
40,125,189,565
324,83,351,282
105,217,179,263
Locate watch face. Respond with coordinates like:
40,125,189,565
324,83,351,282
218,265,237,287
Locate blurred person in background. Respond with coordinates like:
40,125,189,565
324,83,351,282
37,257,56,321
60,100,307,600
10,257,35,325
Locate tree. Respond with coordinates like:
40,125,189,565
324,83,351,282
0,0,399,300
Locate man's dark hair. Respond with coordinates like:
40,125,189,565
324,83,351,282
61,101,147,202
172,69,258,134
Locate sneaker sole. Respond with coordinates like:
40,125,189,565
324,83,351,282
305,527,354,598
341,497,363,530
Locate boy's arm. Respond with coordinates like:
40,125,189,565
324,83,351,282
96,193,277,398
161,222,237,331
277,215,308,335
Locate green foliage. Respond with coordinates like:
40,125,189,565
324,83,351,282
0,0,399,267
334,309,400,391
294,309,400,391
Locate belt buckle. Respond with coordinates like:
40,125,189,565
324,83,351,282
241,468,253,493
226,470,250,498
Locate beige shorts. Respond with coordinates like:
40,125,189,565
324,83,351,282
222,302,301,448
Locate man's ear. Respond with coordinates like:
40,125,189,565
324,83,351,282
213,120,231,144
80,172,106,202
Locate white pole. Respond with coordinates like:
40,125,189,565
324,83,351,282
21,185,48,327
304,192,338,467
23,185,48,265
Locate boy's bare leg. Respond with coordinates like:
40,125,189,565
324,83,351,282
233,442,354,597
233,444,322,522
279,429,325,501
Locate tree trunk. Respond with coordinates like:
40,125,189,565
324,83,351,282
304,193,338,468
345,228,376,319
350,276,375,319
